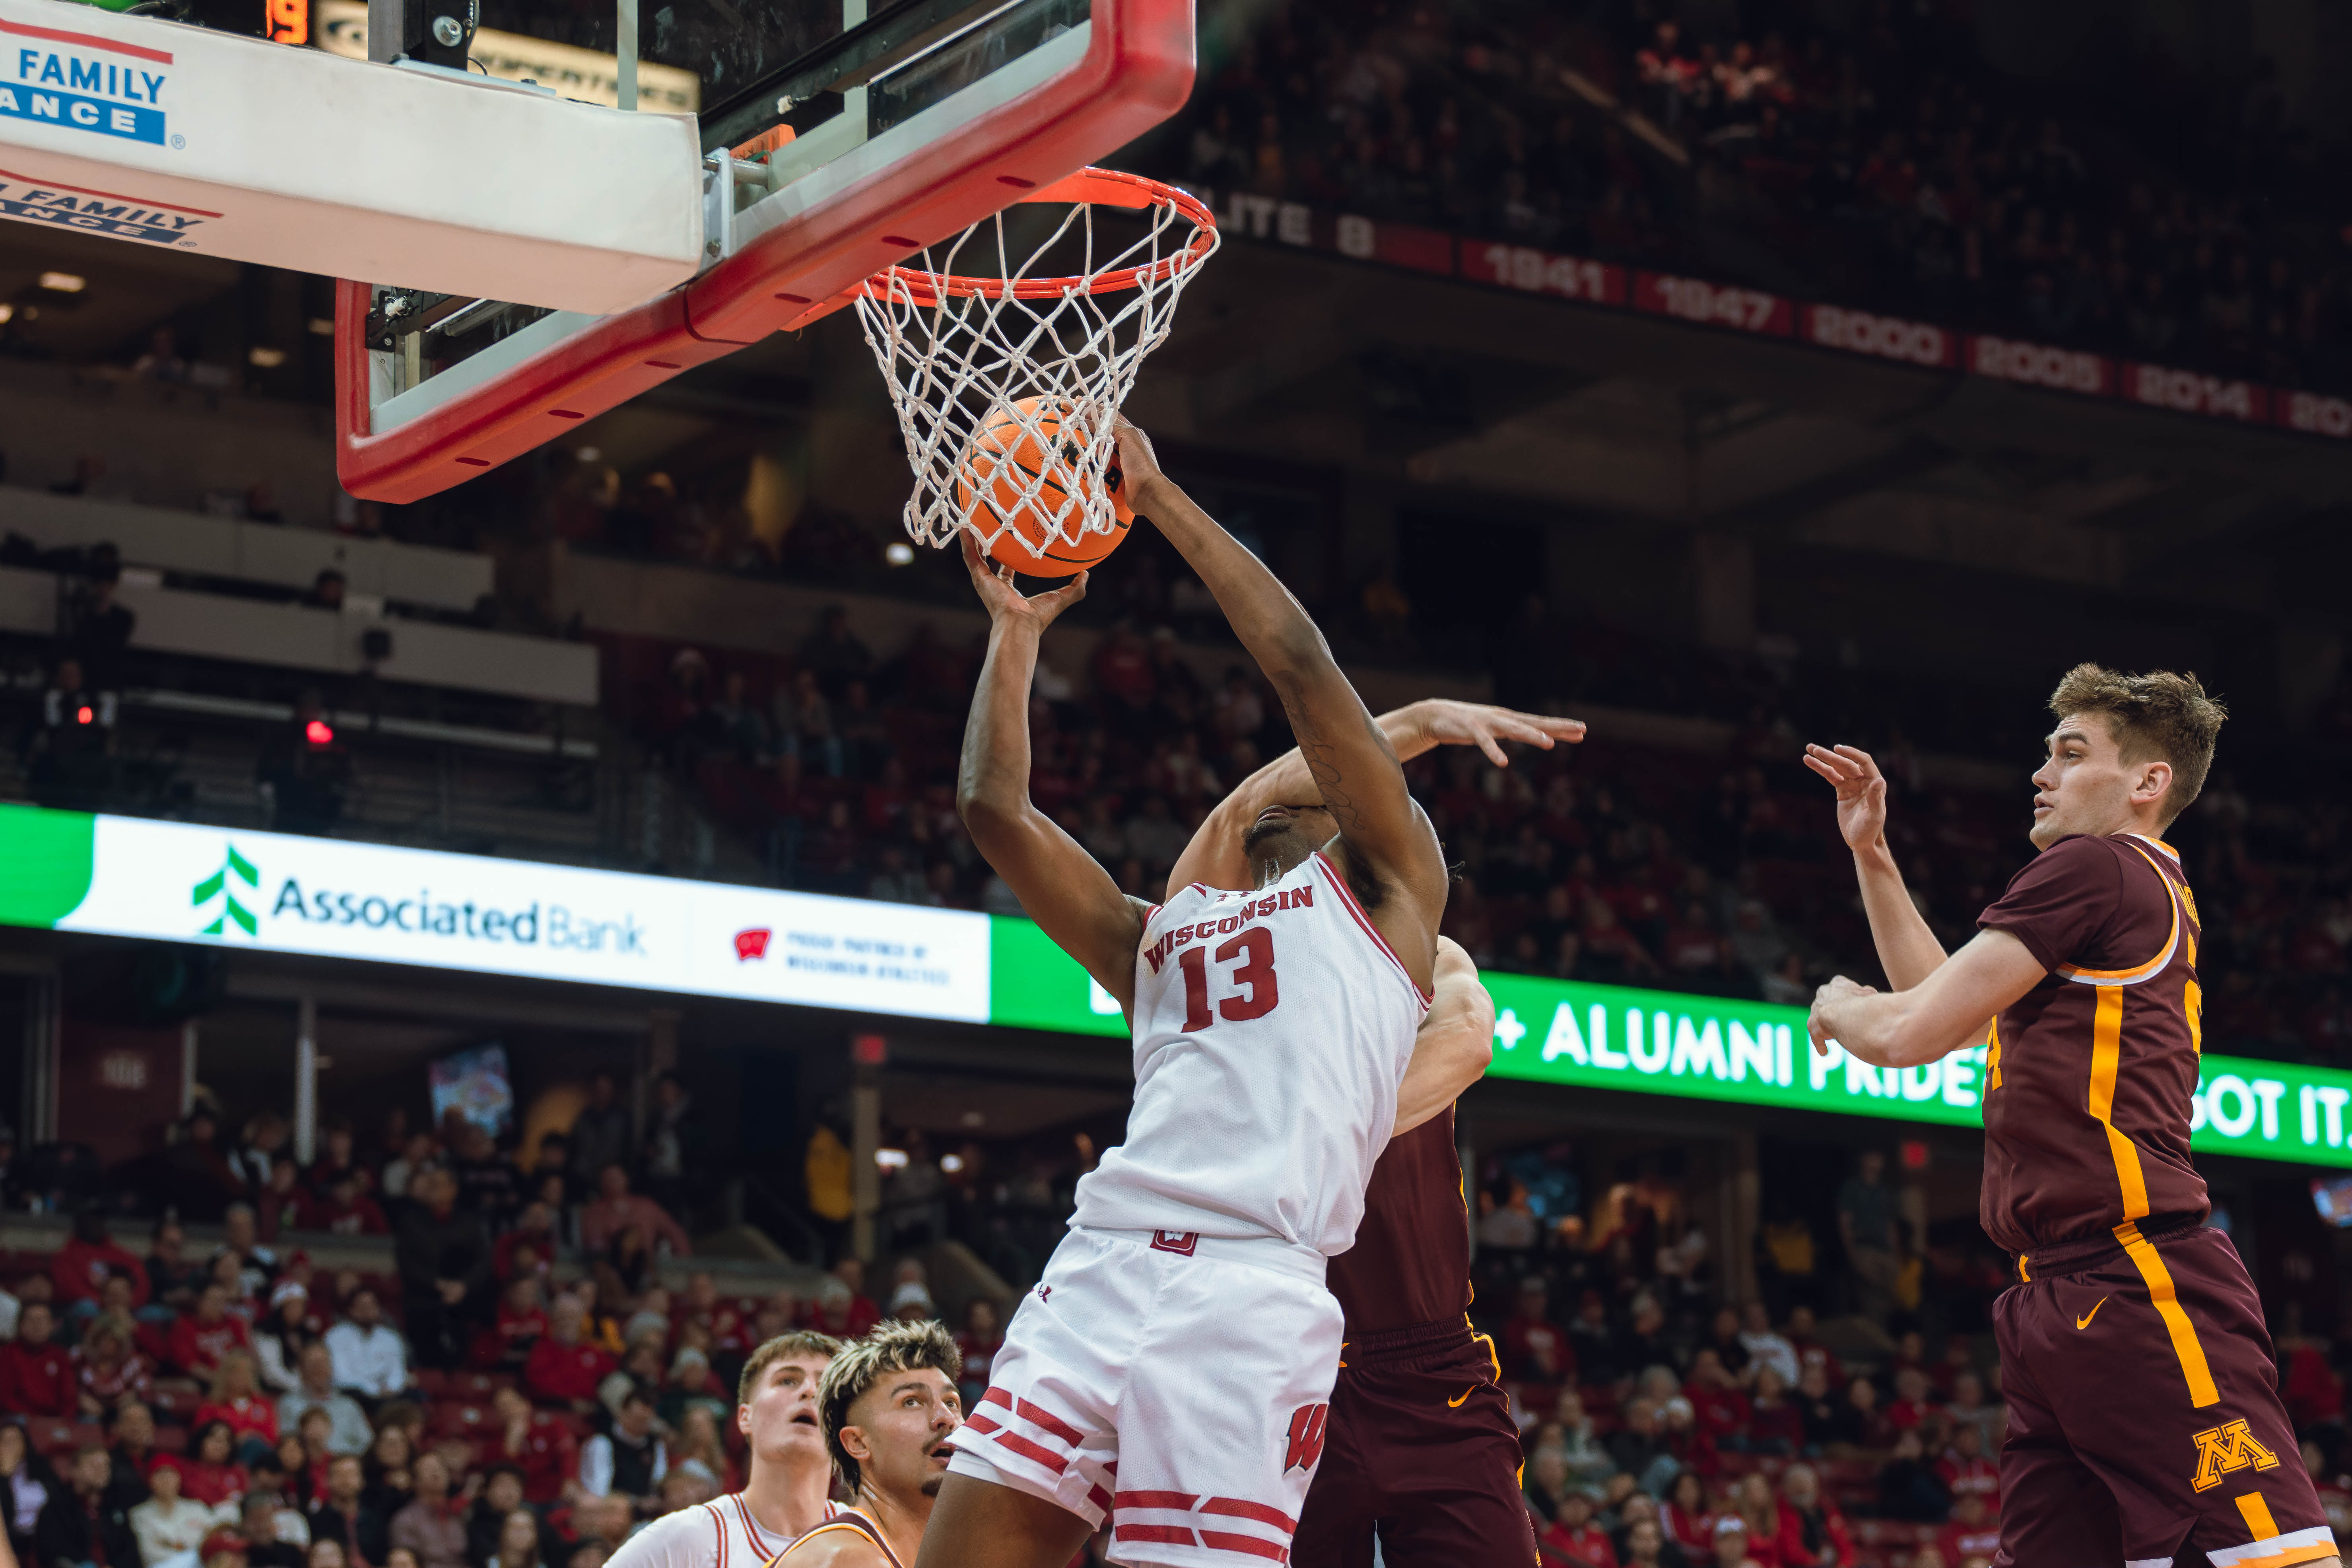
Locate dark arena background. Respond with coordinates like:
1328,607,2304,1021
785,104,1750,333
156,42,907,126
2,0,2351,1564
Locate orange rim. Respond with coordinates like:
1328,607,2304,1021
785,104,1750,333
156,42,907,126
861,167,1216,305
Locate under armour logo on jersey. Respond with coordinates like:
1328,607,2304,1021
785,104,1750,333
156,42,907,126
2190,1417,2280,1492
1149,1230,1200,1257
1033,1284,1051,1304
1283,1403,1330,1474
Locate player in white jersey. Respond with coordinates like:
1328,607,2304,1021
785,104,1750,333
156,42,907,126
606,1332,842,1568
924,417,1506,1568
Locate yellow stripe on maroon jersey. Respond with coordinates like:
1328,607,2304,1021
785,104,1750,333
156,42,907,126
2085,987,2151,1222
2059,844,2181,986
2115,1219,2219,1408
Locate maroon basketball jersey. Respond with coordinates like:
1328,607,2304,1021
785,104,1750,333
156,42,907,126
1326,1106,1472,1333
1977,832,2209,1256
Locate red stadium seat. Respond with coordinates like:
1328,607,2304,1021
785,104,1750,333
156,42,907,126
26,1419,84,1455
431,1401,494,1436
447,1371,514,1397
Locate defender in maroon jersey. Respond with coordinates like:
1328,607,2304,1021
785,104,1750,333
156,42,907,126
1290,1106,1536,1568
1167,698,1571,1568
1806,666,2336,1568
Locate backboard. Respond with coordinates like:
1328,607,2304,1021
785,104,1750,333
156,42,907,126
334,0,1195,503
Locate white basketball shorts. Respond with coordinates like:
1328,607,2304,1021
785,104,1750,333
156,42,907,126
945,1225,1344,1567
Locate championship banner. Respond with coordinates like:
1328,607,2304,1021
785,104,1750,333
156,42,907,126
1181,185,2351,441
6,802,2352,1166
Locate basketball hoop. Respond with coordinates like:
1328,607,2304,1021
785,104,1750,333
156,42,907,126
854,168,1218,558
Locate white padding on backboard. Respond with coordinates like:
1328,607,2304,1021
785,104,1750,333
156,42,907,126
0,0,703,313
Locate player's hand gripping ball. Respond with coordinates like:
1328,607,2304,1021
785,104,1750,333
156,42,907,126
956,396,1134,577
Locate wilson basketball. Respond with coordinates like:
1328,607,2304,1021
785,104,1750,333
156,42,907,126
957,396,1134,577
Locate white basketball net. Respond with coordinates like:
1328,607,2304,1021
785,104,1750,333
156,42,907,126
853,172,1219,554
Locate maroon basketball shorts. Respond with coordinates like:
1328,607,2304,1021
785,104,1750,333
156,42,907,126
1994,1220,2334,1568
1292,1316,1537,1568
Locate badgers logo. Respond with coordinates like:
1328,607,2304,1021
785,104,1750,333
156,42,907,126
1282,1403,1330,1475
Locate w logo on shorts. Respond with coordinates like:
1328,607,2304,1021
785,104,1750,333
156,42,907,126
2190,1417,2280,1492
1283,1403,1330,1474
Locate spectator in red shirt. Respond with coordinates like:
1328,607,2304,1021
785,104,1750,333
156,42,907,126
156,1420,250,1509
675,1274,744,1356
1927,1337,1976,1401
1684,1348,1752,1449
1544,1489,1618,1568
1782,1305,1843,1389
0,1301,77,1416
809,1260,879,1341
1663,1470,1716,1558
194,1350,280,1463
523,1296,614,1414
1934,1420,1999,1507
1501,1277,1574,1387
1770,1463,1853,1568
954,1299,1002,1408
302,1122,370,1202
1886,1366,1934,1430
578,1167,692,1260
170,1283,255,1378
486,1387,577,1506
301,1174,390,1239
1932,1492,1999,1568
74,1313,152,1419
54,1211,150,1315
2280,1332,2345,1430
475,1277,550,1373
492,1204,560,1287
1747,1365,1803,1455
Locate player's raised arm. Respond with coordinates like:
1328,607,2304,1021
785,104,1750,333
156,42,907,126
1392,938,1495,1137
1802,743,1952,991
1166,700,1586,898
1116,419,1448,982
953,532,1147,1012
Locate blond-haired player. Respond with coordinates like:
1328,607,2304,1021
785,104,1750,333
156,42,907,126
771,1321,965,1568
606,1332,844,1568
1807,666,2337,1568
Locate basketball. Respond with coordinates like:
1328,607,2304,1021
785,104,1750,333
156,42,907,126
956,396,1134,577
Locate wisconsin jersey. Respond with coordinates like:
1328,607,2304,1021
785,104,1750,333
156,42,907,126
1977,831,2207,1256
1070,851,1430,1255
610,1493,839,1568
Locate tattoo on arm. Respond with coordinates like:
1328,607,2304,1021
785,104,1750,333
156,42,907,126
1274,676,1398,837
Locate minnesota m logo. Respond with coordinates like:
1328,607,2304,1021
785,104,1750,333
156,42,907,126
2190,1418,2279,1492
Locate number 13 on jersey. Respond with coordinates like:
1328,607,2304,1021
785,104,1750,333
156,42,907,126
1177,927,1280,1030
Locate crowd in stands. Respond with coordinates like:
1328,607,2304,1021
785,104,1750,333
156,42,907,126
604,584,2352,1074
1150,0,2352,395
0,1078,1024,1568
0,1116,2344,1568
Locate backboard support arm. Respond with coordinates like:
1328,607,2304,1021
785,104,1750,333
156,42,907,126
367,0,478,69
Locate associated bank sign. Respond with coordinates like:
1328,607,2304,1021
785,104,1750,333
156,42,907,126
9,804,2352,1170
7,808,989,1021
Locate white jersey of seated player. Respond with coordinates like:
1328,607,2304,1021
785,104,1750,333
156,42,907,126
602,1492,844,1568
